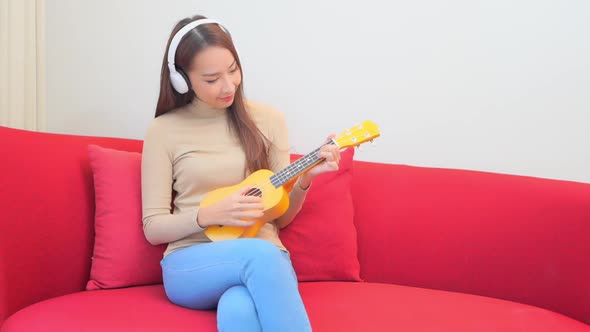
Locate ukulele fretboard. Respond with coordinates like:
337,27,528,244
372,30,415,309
270,140,337,188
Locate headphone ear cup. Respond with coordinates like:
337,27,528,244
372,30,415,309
170,67,191,94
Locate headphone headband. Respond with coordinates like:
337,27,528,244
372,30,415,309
167,18,230,94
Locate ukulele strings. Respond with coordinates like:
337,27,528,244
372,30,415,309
242,125,371,197
243,141,336,197
244,156,323,197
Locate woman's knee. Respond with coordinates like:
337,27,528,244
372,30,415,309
218,286,260,331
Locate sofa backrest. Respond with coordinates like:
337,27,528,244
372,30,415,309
351,158,590,323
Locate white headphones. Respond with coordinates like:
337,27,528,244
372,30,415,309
167,18,230,94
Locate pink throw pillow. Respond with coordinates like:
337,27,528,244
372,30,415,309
86,144,361,287
86,145,165,290
280,147,362,282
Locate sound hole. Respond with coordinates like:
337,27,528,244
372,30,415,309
217,187,262,229
246,187,263,198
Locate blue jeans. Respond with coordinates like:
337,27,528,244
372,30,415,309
160,238,312,332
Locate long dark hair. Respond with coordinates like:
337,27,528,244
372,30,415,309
155,15,270,174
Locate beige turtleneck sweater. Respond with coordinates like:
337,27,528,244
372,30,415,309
141,99,294,257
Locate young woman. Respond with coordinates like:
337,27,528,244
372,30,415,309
141,15,341,331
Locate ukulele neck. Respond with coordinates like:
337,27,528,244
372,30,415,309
270,140,337,188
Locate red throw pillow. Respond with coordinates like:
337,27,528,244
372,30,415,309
280,147,362,282
86,145,165,290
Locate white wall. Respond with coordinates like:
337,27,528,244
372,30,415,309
46,0,590,183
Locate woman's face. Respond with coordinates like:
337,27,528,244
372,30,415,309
188,46,242,109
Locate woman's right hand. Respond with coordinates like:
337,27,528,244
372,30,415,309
197,186,265,228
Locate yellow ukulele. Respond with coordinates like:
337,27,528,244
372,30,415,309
203,120,380,241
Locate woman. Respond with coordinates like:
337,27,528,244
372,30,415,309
141,15,341,331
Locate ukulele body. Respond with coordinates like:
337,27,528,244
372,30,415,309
202,169,290,241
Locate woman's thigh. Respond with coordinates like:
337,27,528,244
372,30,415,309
160,238,290,309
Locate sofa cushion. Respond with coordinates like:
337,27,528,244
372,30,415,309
85,143,360,289
3,283,588,332
86,145,165,290
1,285,215,332
280,147,362,281
300,282,590,332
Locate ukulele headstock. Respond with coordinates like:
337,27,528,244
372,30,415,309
333,120,380,149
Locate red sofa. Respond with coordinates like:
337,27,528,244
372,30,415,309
1,125,589,331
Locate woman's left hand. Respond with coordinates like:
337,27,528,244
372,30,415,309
298,134,341,188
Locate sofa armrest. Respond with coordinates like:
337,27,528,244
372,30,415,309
352,161,590,324
0,126,143,325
